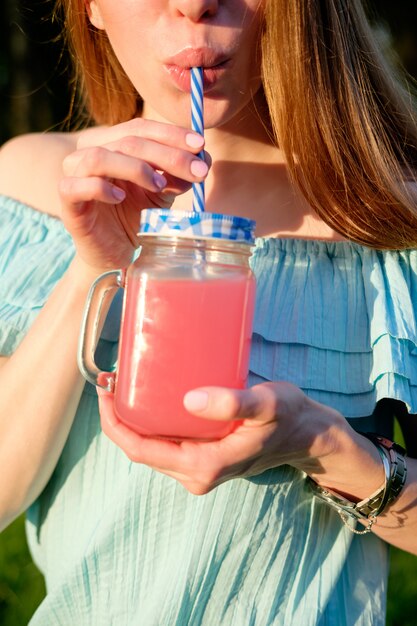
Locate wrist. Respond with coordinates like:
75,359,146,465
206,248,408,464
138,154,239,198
307,433,408,535
67,255,111,289
303,402,385,503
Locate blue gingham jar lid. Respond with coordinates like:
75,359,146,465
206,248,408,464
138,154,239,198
138,209,256,244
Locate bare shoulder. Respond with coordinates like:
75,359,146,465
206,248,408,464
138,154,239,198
0,131,80,217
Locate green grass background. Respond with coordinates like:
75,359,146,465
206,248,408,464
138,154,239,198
0,514,416,625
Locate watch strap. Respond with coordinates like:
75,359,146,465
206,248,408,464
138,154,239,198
361,432,407,512
307,432,408,529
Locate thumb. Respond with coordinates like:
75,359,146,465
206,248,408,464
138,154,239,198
145,176,190,209
183,386,266,421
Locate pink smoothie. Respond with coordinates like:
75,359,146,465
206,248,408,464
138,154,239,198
114,274,256,440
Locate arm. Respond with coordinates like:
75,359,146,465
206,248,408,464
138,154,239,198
0,258,100,531
0,121,208,530
0,134,95,529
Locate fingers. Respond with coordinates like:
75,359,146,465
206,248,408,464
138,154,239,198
60,118,209,213
62,145,167,197
98,387,236,494
97,384,281,495
62,140,209,201
76,117,205,154
58,175,129,208
98,387,182,464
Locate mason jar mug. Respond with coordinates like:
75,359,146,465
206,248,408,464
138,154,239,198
78,209,257,441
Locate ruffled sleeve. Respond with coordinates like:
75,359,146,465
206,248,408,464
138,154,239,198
3,195,416,419
0,195,75,355
249,238,417,417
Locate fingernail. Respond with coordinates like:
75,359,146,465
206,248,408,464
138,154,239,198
184,390,209,413
112,186,126,201
185,133,205,149
153,172,167,190
190,159,209,177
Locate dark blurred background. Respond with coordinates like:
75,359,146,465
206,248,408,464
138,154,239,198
1,0,417,145
0,0,71,143
0,1,417,625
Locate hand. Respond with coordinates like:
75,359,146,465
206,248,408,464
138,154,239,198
97,380,348,495
59,118,209,272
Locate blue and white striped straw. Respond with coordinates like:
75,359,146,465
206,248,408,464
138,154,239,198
191,67,205,212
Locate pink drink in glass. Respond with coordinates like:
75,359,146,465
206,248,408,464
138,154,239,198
114,274,256,440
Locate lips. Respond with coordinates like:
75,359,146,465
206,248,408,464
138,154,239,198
165,47,230,69
163,47,232,92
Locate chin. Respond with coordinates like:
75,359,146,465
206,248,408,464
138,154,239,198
151,95,250,130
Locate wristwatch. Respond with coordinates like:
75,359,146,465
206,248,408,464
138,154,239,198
362,433,407,513
307,433,407,530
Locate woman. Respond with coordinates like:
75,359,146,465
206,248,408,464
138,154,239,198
0,0,416,624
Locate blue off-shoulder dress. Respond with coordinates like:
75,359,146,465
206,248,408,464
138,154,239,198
1,194,417,626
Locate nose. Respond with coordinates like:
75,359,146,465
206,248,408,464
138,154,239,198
170,0,219,21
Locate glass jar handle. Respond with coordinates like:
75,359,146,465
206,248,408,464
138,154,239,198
78,269,124,391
